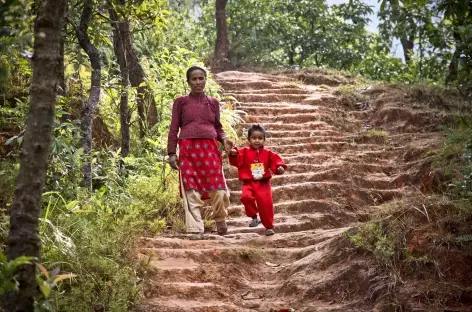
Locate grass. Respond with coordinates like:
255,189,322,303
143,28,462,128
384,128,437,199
434,118,472,201
355,129,389,145
236,248,262,262
344,108,472,308
346,193,472,308
333,84,368,109
377,83,471,113
347,194,472,272
0,159,184,311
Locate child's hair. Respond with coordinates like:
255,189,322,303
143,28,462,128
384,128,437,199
247,124,266,139
186,66,207,82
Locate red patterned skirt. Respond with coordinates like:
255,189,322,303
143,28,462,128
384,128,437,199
178,139,226,197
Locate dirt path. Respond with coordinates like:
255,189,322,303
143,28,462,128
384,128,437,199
134,72,437,311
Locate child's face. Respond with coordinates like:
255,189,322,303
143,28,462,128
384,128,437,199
248,130,265,149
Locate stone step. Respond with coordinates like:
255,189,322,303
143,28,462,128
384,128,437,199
262,136,349,146
238,105,324,116
266,129,344,138
216,71,294,83
228,93,309,103
230,88,309,95
223,155,396,178
150,282,227,301
138,245,315,264
227,198,345,217
244,112,335,124
135,299,251,312
265,142,383,155
226,169,348,190
227,171,407,192
138,227,348,250
229,181,403,205
279,151,397,165
225,213,344,235
238,122,335,131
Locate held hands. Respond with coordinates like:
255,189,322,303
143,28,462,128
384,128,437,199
229,147,238,156
223,138,234,153
277,166,285,174
168,154,179,170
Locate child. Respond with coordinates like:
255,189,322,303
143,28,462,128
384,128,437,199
229,124,287,236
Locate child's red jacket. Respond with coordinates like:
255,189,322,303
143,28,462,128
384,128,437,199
229,147,287,181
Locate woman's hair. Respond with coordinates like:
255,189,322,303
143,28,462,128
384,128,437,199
186,66,207,82
247,124,266,139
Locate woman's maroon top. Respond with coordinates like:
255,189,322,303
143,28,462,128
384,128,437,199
167,92,227,155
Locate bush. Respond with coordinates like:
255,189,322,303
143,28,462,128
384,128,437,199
436,116,472,201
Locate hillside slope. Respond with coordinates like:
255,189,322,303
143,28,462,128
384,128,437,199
134,71,470,312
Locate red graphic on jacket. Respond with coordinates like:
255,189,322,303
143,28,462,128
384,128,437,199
229,147,287,229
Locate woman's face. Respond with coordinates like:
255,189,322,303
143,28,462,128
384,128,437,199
188,69,206,95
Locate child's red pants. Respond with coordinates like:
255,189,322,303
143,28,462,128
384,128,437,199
240,180,274,229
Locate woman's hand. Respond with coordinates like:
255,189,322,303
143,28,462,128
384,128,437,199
168,154,179,170
223,138,233,153
230,147,238,156
277,166,285,174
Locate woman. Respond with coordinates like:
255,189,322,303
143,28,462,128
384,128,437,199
167,66,233,239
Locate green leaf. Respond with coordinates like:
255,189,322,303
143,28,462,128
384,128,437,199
39,281,51,298
66,200,79,211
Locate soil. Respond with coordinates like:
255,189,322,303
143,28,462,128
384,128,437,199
133,71,469,312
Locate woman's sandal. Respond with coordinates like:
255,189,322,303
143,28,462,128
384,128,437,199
265,229,275,236
216,220,228,235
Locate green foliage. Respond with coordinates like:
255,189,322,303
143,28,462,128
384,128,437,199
352,36,406,82
0,0,34,80
0,252,33,295
35,158,181,311
437,117,472,201
0,1,241,310
347,222,395,263
378,1,454,83
198,0,375,69
35,263,77,310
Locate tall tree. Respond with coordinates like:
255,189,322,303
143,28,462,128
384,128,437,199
213,0,229,72
122,21,158,138
73,0,102,189
109,1,130,158
4,0,67,310
438,0,472,85
379,0,416,65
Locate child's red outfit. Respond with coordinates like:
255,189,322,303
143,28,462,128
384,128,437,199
229,147,287,229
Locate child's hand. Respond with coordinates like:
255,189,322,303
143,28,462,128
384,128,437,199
230,148,238,156
277,166,285,174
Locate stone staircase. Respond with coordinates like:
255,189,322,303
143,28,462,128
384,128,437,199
134,71,423,311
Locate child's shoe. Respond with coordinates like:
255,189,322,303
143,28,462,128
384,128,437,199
249,217,260,227
265,229,275,236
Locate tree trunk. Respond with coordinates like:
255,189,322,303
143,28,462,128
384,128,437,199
74,0,101,190
400,37,414,65
4,0,67,311
121,21,158,137
109,4,130,158
58,3,68,96
213,0,229,73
